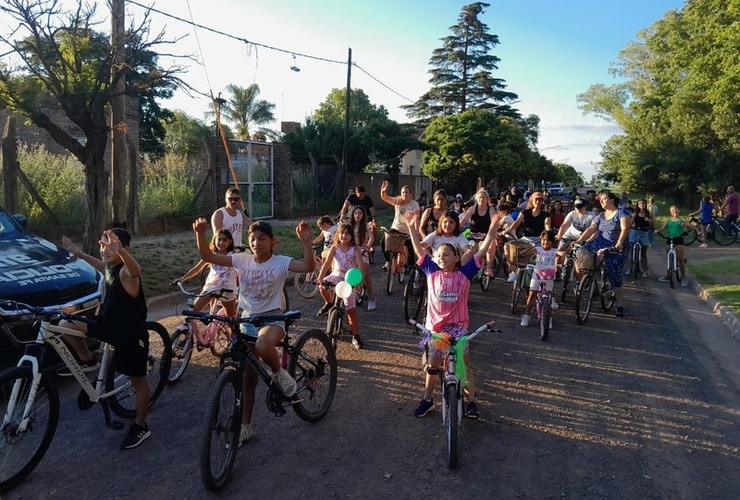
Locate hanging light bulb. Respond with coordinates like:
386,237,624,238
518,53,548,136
290,54,300,72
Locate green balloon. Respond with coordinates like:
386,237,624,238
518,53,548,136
345,267,363,287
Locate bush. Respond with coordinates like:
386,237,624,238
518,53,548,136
1,144,87,224
138,154,200,217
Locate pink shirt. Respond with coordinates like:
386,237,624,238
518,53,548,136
726,191,739,216
418,254,480,332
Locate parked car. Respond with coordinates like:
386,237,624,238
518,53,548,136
0,207,102,349
548,182,565,195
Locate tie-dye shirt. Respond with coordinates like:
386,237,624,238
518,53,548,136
418,254,481,333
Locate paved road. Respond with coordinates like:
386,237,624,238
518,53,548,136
5,247,739,499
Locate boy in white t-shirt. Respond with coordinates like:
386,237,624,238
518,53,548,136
312,215,337,259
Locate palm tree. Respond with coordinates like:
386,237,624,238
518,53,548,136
217,83,276,141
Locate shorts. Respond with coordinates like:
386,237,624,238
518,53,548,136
87,319,148,377
530,277,554,292
666,236,684,246
629,229,650,246
323,274,357,310
239,308,286,339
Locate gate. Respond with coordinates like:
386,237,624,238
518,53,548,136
227,141,274,219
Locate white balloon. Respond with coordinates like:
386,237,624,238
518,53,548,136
335,281,352,299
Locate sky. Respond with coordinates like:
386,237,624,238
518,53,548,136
6,0,688,181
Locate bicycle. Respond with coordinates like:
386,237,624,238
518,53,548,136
182,308,336,491
687,216,738,246
625,231,647,279
380,227,412,295
467,232,493,292
509,240,536,315
168,281,236,384
321,280,360,351
0,300,171,493
403,264,427,322
409,319,500,469
558,242,577,303
535,280,553,342
573,245,619,325
294,243,323,299
657,233,683,288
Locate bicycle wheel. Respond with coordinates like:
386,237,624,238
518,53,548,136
560,261,573,303
713,224,734,246
600,277,615,311
403,267,425,322
294,270,319,298
288,329,337,422
539,299,550,341
444,382,458,469
386,254,395,295
326,308,342,352
208,322,232,357
167,328,193,384
668,258,676,289
200,367,240,492
511,273,523,315
479,266,492,292
683,227,698,246
575,274,594,325
0,367,59,494
106,321,172,419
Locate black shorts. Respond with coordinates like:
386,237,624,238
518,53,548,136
666,236,684,246
87,319,149,377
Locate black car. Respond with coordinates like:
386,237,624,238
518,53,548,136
0,207,102,348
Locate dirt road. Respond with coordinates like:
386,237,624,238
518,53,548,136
5,247,739,499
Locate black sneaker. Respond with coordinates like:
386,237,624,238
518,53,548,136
121,423,151,450
56,358,99,377
317,303,332,316
413,398,434,418
615,307,624,318
465,401,480,419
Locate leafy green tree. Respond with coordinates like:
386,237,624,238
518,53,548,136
315,88,389,126
578,0,740,200
162,110,212,157
403,2,518,121
0,0,187,250
218,83,276,141
422,109,531,185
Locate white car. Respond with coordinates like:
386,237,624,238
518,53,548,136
548,183,565,195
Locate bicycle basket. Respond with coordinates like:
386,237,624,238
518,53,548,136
385,232,407,254
575,247,595,271
511,240,535,266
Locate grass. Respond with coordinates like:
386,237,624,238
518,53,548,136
688,257,740,315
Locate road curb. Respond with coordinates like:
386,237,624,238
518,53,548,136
686,272,739,339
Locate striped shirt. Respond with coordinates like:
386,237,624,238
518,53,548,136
418,254,480,333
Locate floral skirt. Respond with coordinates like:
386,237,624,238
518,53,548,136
584,236,628,288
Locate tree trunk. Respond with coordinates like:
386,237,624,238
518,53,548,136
82,146,110,254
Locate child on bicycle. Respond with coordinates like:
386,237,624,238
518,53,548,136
407,214,498,420
316,223,366,349
175,228,238,344
349,205,376,311
519,230,558,328
420,209,472,256
313,215,337,260
656,205,692,286
192,218,315,447
59,228,152,450
688,195,714,247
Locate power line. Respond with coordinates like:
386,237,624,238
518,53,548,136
126,0,414,103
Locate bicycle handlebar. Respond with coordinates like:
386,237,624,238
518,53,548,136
0,300,98,325
408,318,501,342
181,309,302,326
171,280,233,299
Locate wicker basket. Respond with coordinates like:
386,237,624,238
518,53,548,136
510,240,536,266
385,232,407,254
575,247,595,271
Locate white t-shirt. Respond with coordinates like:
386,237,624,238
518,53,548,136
231,253,291,315
561,210,595,241
422,233,470,253
322,226,337,249
391,200,420,234
203,256,238,295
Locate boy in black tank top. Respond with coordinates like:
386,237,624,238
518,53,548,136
59,228,152,450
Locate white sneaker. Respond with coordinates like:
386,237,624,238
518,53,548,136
520,314,530,327
272,369,297,397
367,300,376,311
549,317,553,329
238,424,255,448
382,262,389,271
507,272,518,283
658,277,669,282
641,272,648,278
550,298,559,310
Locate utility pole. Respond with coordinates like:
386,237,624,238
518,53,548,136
111,0,127,227
341,47,352,195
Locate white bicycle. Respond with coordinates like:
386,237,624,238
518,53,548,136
0,300,171,493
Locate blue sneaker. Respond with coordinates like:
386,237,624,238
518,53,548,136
413,398,434,418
